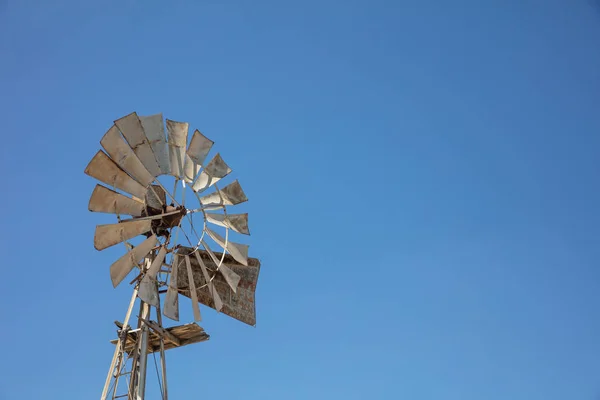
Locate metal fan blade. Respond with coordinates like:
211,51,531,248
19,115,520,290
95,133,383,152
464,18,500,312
145,184,166,211
183,154,201,183
198,180,248,207
185,129,214,182
114,112,161,177
183,130,210,183
166,119,189,179
85,151,147,199
138,246,167,307
205,213,249,235
205,228,249,266
193,251,223,311
94,220,152,251
100,125,154,186
187,130,214,167
139,113,170,176
109,234,158,288
184,255,202,321
88,184,145,216
191,153,232,193
201,240,242,293
164,254,180,321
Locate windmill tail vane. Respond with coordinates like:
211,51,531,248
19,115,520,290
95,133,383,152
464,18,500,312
84,111,260,400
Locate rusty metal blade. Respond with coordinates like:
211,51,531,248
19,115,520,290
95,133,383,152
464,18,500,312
85,151,147,199
164,254,180,321
139,113,170,176
100,125,155,186
138,246,167,307
115,112,161,177
166,119,189,179
205,228,249,266
193,251,223,311
205,213,249,235
185,255,202,321
198,180,248,207
88,184,145,216
191,153,232,193
94,220,152,251
187,130,213,166
202,240,241,292
110,235,158,288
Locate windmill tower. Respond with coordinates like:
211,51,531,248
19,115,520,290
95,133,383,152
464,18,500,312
84,112,260,399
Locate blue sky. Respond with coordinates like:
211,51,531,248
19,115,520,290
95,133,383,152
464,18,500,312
1,0,600,399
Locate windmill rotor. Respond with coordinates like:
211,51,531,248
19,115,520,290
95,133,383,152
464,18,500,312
86,111,260,399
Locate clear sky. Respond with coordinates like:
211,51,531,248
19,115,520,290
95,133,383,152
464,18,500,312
1,0,600,399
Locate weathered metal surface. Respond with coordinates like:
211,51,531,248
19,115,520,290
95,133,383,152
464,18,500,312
198,180,248,207
139,113,170,176
144,184,166,211
138,246,167,307
100,125,154,186
215,261,240,293
115,112,161,178
183,154,201,183
94,220,152,251
191,153,232,193
184,129,212,183
166,119,188,179
85,151,147,199
109,235,158,287
164,254,180,321
193,251,223,311
184,255,202,321
201,241,241,292
186,130,213,167
88,184,145,216
205,227,249,266
205,213,249,235
110,323,209,353
176,247,260,326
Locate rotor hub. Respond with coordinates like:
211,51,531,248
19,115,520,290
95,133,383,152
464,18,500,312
149,204,186,237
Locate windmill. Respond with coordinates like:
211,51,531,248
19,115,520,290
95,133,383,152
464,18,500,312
84,112,260,399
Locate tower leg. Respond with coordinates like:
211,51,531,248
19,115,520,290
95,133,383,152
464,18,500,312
156,288,169,400
137,301,151,400
101,288,138,400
